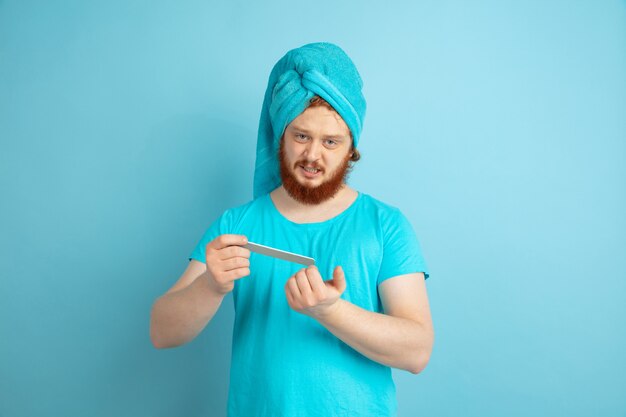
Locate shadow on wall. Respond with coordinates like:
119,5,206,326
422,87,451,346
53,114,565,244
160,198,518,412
140,112,256,216
136,113,254,416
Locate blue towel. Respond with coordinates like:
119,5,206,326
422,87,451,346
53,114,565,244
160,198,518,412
253,42,367,199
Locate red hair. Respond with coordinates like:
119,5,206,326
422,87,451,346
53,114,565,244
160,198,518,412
307,96,361,163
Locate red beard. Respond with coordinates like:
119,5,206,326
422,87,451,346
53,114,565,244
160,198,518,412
278,139,354,206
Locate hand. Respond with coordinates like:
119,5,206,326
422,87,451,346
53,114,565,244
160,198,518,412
204,234,250,295
284,265,347,319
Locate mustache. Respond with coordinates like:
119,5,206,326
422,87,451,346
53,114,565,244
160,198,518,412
296,162,323,170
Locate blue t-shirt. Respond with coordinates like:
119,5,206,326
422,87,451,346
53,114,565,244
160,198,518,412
189,191,429,417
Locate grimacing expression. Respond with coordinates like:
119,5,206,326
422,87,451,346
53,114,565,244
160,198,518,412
278,105,355,205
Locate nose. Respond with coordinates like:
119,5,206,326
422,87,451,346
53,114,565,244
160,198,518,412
303,139,322,162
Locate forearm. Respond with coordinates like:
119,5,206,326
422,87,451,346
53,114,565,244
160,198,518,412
150,271,225,349
315,299,433,373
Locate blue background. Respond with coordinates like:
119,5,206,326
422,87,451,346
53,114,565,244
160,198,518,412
1,1,625,416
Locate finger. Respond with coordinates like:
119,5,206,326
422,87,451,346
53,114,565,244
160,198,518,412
223,267,250,281
287,276,302,299
295,269,314,299
332,266,347,293
217,246,251,260
209,234,248,250
306,266,326,296
221,256,250,272
285,285,296,309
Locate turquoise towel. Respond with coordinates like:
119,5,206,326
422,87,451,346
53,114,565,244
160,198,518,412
253,42,367,198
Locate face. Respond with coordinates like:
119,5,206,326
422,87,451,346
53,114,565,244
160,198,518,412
278,105,354,205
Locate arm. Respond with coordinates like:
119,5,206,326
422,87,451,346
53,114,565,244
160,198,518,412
285,267,433,374
150,260,226,349
150,234,250,349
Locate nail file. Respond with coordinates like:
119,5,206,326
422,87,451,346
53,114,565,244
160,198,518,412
242,241,315,267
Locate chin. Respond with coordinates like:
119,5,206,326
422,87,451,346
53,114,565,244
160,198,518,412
293,172,326,188
295,171,323,183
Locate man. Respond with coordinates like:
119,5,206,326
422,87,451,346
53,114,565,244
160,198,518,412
150,42,433,417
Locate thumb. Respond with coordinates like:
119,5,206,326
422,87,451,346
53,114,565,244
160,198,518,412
332,266,347,293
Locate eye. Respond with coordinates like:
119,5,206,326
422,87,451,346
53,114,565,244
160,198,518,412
324,139,338,147
295,133,308,142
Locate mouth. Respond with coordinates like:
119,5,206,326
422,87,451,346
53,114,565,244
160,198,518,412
299,165,322,178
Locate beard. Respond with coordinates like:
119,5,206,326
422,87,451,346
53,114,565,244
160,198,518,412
278,139,354,206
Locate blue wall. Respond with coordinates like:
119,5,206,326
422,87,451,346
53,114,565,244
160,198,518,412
1,1,625,416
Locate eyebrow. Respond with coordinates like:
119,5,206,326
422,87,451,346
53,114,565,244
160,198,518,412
289,125,348,140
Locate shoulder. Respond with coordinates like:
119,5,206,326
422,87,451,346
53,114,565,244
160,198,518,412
219,194,270,226
356,192,405,219
355,192,417,237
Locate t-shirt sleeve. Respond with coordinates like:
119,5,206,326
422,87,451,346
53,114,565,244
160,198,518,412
188,210,230,263
377,208,430,285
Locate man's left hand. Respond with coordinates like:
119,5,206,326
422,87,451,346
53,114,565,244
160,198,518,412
285,265,347,319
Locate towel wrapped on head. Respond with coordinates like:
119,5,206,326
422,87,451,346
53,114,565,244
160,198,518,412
253,42,367,199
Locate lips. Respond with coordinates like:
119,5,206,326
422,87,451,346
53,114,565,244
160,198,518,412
299,165,322,178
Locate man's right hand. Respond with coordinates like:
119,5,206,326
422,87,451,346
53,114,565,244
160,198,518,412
204,234,251,295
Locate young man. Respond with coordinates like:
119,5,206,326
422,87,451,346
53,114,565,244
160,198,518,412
150,42,433,417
